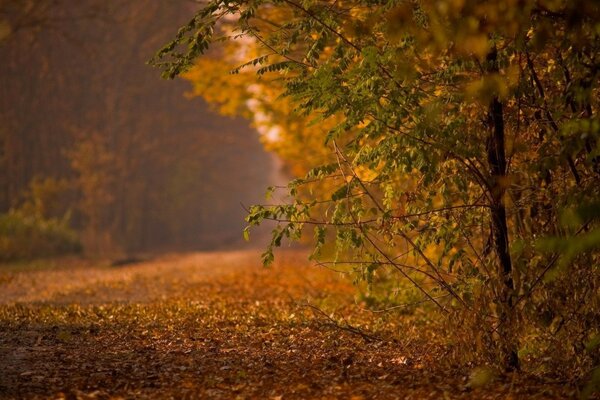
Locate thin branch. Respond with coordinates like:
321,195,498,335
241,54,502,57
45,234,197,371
302,302,383,342
358,294,452,313
332,141,462,311
525,50,581,184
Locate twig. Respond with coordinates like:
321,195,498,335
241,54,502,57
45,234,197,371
301,302,383,342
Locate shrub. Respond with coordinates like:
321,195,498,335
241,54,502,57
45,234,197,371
0,210,81,262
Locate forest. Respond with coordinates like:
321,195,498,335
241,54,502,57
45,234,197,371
0,0,276,259
1,0,599,399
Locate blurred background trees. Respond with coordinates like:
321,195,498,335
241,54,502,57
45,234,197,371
0,0,278,259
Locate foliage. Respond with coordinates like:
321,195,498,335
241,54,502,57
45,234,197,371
0,177,81,262
153,0,600,375
17,176,73,220
0,209,81,262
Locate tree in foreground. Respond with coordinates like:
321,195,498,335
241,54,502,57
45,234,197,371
152,0,600,378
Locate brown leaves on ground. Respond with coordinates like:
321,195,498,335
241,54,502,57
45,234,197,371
0,251,578,399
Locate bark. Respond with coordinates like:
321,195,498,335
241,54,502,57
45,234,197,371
486,46,519,371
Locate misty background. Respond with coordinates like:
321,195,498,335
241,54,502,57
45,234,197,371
0,0,283,257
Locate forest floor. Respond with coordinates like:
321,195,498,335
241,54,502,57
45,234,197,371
0,250,584,399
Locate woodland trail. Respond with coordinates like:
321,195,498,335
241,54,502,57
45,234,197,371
0,251,576,399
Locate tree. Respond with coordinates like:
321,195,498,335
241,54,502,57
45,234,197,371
1,0,275,256
152,0,600,373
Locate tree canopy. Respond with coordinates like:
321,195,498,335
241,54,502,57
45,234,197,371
152,0,600,378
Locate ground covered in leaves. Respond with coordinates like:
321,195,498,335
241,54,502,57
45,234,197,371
0,250,582,399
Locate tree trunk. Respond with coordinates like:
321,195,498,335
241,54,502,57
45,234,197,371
486,46,519,371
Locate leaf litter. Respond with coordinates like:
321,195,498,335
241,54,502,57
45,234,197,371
0,250,580,399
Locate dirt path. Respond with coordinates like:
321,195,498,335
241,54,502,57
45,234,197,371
0,251,577,399
0,251,272,305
